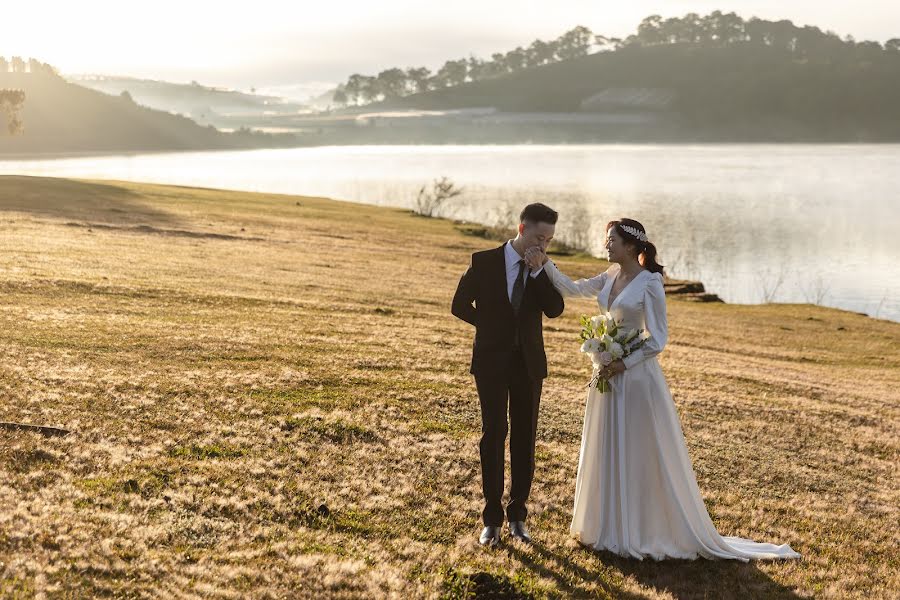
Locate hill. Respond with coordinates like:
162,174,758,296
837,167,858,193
0,68,302,155
367,42,900,142
67,75,310,130
0,176,897,597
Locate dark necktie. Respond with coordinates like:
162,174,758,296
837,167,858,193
511,259,528,315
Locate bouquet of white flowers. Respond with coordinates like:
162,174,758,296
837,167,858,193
579,312,649,393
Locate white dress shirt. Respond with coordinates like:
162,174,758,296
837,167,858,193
504,240,544,302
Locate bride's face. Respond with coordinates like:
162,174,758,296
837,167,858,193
605,227,633,263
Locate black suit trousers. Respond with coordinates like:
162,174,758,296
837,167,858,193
474,348,542,526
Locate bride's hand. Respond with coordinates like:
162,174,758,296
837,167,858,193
605,360,625,377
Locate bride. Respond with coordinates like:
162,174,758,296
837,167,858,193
524,218,801,561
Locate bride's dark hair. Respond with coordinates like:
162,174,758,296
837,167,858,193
606,218,665,275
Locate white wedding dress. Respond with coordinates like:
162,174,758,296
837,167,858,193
544,261,801,561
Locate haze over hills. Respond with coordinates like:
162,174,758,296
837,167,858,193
0,64,302,155
67,75,311,131
3,11,900,151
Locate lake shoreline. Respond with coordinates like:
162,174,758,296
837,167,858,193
5,139,900,161
2,144,896,321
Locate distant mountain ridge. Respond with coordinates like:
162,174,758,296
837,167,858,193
0,66,301,155
5,9,900,151
359,42,900,141
67,75,310,129
317,12,900,142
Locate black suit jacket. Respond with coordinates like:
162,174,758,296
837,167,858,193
451,244,565,379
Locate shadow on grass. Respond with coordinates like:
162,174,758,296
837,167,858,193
441,567,538,599
507,541,802,599
506,541,642,599
0,175,179,226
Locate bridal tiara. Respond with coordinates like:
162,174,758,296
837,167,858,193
619,224,649,243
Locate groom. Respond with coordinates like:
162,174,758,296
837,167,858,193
451,203,564,547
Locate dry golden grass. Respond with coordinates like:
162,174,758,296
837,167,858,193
0,175,897,599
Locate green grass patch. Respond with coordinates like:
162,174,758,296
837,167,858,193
168,443,246,460
281,415,378,444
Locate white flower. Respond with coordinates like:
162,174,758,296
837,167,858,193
610,342,624,359
600,334,614,348
590,314,607,331
581,339,601,354
599,351,614,365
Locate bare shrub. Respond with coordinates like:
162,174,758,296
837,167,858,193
413,176,463,217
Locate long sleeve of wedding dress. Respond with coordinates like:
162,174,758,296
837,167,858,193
622,273,667,370
543,260,609,299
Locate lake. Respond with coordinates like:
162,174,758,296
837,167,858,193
2,144,898,322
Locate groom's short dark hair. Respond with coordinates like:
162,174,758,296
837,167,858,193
520,203,558,225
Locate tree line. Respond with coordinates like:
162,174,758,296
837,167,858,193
627,12,899,58
0,56,59,77
0,57,60,134
332,11,900,107
333,25,595,106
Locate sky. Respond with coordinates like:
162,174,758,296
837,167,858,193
5,1,899,99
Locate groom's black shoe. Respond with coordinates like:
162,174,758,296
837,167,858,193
479,526,501,547
508,521,532,544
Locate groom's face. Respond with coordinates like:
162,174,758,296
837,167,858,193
518,220,555,253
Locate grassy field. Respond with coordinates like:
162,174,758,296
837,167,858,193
0,175,897,599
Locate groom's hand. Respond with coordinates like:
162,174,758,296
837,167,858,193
524,247,548,270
